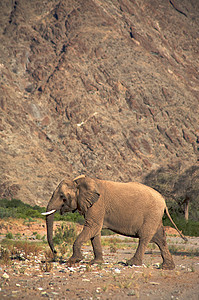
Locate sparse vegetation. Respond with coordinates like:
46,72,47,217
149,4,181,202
0,198,84,224
15,233,22,240
101,228,115,236
144,166,199,223
0,199,45,219
163,215,199,237
0,194,198,274
40,260,53,272
110,243,117,253
0,246,11,265
52,223,77,258
5,232,14,239
53,223,77,245
0,198,45,220
0,239,44,267
1,239,43,258
0,196,198,236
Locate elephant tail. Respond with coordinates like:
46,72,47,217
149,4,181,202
165,207,188,242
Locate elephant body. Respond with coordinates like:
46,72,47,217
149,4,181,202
43,175,187,270
102,181,165,237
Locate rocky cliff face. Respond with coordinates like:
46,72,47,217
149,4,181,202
0,0,198,206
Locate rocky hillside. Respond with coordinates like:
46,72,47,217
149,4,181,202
0,0,198,206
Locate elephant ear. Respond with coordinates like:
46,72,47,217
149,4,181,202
73,176,100,215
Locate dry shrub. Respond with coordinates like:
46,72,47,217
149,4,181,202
3,240,43,259
44,249,55,261
40,261,53,272
0,247,11,265
12,241,43,258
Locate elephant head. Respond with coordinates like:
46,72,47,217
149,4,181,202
42,175,100,254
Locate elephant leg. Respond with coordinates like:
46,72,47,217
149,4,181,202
68,227,92,264
151,225,175,270
126,236,152,266
126,219,160,267
90,234,104,264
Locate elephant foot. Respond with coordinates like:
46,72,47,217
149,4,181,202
66,255,83,266
162,260,175,270
89,258,104,265
126,257,142,266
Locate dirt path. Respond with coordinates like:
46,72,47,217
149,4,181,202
0,219,199,299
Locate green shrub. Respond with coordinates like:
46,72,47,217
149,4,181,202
42,235,46,242
163,215,199,237
144,165,199,222
36,234,41,240
101,229,115,236
0,207,16,218
0,198,46,220
6,232,14,239
54,211,84,224
53,223,77,245
15,233,21,240
0,198,84,224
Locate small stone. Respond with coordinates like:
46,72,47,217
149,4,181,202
187,268,192,272
96,287,101,293
128,290,136,296
114,268,121,274
68,267,76,272
82,278,90,282
153,263,160,268
41,292,49,297
181,265,186,269
2,273,9,279
59,270,66,273
150,282,160,285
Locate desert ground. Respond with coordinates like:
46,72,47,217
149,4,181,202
0,219,199,299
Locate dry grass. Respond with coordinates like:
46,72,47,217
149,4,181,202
0,246,11,265
0,239,43,264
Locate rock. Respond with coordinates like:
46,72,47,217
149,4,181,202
0,0,198,207
96,287,101,294
128,290,136,296
51,292,59,295
2,273,9,279
82,279,90,282
114,268,121,274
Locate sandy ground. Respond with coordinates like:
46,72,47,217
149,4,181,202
0,219,198,299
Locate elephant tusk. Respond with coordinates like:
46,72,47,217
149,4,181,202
41,209,56,216
73,174,86,181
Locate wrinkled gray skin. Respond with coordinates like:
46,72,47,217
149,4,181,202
45,175,187,270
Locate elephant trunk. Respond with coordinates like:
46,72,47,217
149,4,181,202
46,212,57,254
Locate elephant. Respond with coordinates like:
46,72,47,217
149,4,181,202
42,175,187,270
